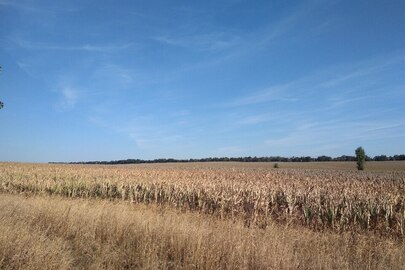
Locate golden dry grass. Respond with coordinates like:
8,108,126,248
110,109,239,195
1,193,405,269
1,162,405,236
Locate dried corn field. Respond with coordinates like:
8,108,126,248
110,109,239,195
1,162,405,237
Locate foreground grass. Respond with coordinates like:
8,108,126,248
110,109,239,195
1,193,405,269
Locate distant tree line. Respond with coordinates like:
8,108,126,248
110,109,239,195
50,154,405,165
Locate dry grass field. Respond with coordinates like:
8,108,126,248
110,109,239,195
1,161,405,269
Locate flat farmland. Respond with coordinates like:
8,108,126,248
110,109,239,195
1,161,405,269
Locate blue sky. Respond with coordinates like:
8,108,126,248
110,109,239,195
1,0,405,162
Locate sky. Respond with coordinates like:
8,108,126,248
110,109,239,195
1,0,405,162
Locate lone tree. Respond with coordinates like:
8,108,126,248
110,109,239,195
355,146,366,170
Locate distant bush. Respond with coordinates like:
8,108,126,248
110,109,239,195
355,147,366,171
273,163,279,168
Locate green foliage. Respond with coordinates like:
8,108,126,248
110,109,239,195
355,147,366,170
273,163,279,169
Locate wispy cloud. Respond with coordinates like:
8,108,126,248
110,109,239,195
237,113,280,125
155,32,240,51
15,39,135,53
95,64,135,86
0,0,12,6
15,60,37,77
319,55,405,88
150,1,323,74
264,120,405,154
228,52,405,107
0,0,53,14
253,2,318,48
88,115,187,150
228,84,299,107
54,85,79,111
89,64,150,91
0,0,77,15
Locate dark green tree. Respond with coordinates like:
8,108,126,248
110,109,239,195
355,146,366,170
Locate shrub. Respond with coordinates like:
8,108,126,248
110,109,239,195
355,147,366,170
